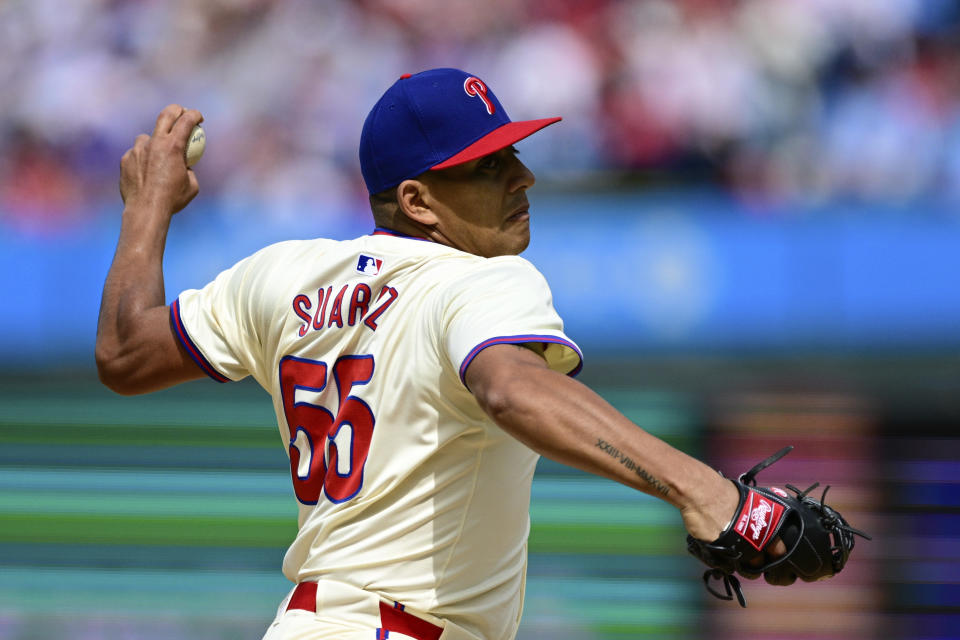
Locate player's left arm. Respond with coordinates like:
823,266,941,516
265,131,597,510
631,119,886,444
465,343,742,545
95,105,206,395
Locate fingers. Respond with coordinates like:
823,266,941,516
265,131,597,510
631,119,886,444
153,104,203,143
130,133,150,159
170,108,204,149
738,536,790,583
120,134,150,162
752,537,795,586
154,104,184,136
768,538,788,558
146,105,204,172
120,104,203,214
156,106,203,163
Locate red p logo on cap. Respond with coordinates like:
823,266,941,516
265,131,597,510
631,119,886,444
464,77,495,115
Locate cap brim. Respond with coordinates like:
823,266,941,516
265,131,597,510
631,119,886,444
430,117,561,170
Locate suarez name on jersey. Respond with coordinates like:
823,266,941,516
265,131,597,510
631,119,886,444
291,282,399,337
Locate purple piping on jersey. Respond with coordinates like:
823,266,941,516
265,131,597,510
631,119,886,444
371,227,430,241
170,298,230,383
458,334,584,387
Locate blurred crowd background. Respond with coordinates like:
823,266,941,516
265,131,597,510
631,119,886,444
1,1,958,640
4,0,960,234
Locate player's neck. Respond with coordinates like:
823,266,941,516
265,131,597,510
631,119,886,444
374,218,435,244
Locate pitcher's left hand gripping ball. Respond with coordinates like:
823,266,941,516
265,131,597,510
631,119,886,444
686,446,871,607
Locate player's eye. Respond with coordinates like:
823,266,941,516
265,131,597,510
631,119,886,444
478,155,500,170
477,147,518,172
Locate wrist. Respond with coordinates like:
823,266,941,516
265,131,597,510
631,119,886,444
117,204,173,256
680,472,743,542
122,196,176,222
121,198,176,232
716,477,744,534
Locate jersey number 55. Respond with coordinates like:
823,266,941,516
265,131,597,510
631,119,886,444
279,354,375,505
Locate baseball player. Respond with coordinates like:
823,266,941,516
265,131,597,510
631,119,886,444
97,68,776,639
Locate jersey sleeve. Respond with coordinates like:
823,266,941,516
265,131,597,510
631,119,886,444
170,251,268,384
441,256,583,386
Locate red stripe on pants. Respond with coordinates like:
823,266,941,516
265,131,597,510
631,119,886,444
285,583,443,640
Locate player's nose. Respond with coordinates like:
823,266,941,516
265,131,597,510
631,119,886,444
509,157,536,192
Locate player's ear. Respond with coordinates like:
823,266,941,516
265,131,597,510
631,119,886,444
397,179,440,226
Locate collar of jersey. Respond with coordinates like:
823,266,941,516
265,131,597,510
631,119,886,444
371,227,431,241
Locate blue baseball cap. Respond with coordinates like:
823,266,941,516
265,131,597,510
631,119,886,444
359,68,561,195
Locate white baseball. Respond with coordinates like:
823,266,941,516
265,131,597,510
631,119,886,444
185,124,206,167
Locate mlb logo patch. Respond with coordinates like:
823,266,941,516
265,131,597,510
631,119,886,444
357,255,383,276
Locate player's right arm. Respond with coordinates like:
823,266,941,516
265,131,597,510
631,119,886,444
444,257,784,565
465,344,740,544
95,105,206,395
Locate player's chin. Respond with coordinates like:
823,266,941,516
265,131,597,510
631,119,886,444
507,227,530,255
488,219,530,256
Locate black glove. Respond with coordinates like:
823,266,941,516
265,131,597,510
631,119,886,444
687,446,870,607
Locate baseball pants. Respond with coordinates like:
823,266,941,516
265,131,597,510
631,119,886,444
261,580,482,640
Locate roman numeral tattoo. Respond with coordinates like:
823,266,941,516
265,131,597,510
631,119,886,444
595,438,671,497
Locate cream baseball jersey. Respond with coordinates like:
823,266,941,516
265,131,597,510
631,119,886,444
171,229,582,639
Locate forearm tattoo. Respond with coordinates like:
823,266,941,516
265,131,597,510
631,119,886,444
595,438,671,497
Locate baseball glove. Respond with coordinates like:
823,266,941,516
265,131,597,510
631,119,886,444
687,446,870,607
